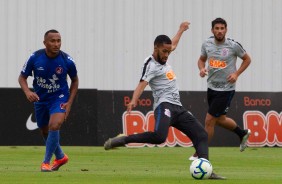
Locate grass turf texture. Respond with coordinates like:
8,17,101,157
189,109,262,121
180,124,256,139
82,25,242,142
0,146,281,184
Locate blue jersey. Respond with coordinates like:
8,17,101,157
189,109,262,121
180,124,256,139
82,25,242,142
21,49,77,102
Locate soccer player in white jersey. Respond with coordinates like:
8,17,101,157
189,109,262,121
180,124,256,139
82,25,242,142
189,18,251,161
104,21,225,179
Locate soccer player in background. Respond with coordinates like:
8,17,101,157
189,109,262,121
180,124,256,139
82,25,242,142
18,30,79,172
104,21,225,179
189,17,251,161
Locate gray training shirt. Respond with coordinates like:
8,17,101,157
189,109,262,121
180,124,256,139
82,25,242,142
140,55,182,110
201,36,246,91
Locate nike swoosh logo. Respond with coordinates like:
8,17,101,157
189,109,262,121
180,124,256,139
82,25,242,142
26,114,38,130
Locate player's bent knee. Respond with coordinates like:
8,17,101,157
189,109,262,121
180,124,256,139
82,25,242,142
48,122,62,131
205,119,216,127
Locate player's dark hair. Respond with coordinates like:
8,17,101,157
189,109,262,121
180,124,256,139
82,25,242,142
44,29,59,38
154,35,172,46
212,18,227,28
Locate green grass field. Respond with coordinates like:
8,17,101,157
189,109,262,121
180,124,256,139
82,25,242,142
0,146,281,184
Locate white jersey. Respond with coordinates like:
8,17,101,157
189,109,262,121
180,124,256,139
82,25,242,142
140,55,182,110
201,36,246,91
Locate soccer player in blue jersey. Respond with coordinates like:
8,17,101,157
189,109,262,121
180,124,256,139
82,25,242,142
18,30,79,172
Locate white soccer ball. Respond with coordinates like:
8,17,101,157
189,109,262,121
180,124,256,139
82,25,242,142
189,158,213,179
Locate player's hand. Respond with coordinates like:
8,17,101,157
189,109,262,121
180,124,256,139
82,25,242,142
180,21,190,32
60,102,72,121
199,68,208,78
25,91,40,102
127,101,137,114
227,73,238,83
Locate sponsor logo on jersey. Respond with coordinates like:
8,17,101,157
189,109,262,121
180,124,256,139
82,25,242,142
56,67,63,74
37,67,44,71
166,70,176,80
209,58,227,68
36,74,60,93
210,81,228,89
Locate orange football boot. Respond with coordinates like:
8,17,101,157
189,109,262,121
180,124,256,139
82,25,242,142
51,154,69,171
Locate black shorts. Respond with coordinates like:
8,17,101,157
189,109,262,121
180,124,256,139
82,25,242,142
153,102,205,139
207,88,235,117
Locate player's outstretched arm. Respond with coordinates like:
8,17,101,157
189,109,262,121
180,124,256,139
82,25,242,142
127,80,148,113
171,21,190,51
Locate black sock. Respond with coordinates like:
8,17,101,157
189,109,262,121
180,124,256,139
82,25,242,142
233,126,246,140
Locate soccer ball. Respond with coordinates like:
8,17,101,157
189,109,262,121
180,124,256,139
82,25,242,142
189,158,213,179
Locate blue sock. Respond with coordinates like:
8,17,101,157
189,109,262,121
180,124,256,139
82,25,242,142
43,130,59,163
55,144,64,160
42,134,64,160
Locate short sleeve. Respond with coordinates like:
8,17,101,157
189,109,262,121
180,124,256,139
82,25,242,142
66,55,78,78
140,61,156,82
233,42,246,59
201,42,207,57
21,54,34,77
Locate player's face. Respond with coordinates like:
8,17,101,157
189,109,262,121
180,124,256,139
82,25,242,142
212,23,227,42
44,32,61,57
156,43,172,63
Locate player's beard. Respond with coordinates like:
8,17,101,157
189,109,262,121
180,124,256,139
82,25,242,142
157,53,166,65
214,34,225,42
